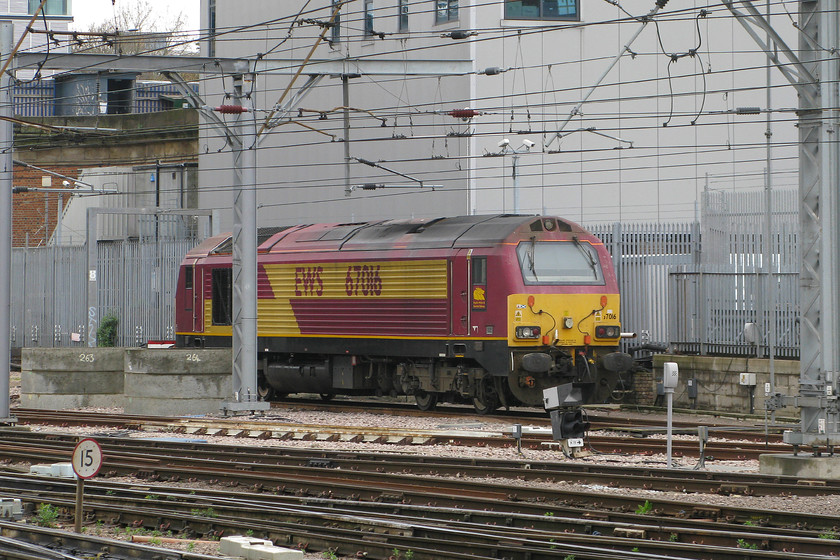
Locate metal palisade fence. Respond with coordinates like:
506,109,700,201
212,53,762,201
589,188,800,359
588,222,699,353
11,239,196,349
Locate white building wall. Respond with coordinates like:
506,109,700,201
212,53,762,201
199,0,798,228
5,0,73,79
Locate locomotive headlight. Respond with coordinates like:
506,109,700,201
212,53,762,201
515,326,542,339
595,325,621,339
563,317,574,329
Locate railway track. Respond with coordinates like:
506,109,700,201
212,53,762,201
10,407,797,460
0,521,220,560
0,429,831,497
0,419,837,559
1,458,838,559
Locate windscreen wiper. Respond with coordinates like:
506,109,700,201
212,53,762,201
572,235,598,276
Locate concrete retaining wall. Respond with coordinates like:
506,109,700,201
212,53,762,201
21,348,802,417
651,355,800,416
21,348,232,416
124,349,231,415
21,348,126,409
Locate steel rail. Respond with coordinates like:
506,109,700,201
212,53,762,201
1,474,836,559
0,520,223,560
9,408,795,458
1,436,838,533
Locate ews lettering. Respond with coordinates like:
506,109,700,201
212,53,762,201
294,266,324,296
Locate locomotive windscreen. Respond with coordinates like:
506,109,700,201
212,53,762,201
516,240,604,285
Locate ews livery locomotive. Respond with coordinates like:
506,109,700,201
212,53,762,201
175,215,636,413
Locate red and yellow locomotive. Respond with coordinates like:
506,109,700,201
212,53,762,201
175,214,636,413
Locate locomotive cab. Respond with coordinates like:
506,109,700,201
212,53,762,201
504,230,634,407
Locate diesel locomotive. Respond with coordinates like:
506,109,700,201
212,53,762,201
174,214,637,413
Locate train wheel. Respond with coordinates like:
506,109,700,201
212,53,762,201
257,380,277,401
473,378,500,415
414,391,438,411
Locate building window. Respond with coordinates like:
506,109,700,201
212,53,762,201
29,0,67,15
436,0,458,23
207,0,216,57
364,0,374,36
331,0,342,43
398,0,409,31
505,0,579,20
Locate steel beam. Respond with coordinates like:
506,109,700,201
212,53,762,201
224,73,267,414
0,22,14,423
13,53,472,76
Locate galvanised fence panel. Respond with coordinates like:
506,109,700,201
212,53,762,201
11,245,86,348
97,239,196,345
11,239,197,348
589,188,800,359
588,222,698,351
668,264,799,358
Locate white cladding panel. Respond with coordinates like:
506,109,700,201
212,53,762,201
199,0,798,228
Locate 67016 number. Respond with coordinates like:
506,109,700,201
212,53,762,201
345,265,382,296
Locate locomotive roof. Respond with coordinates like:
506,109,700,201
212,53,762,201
192,215,580,257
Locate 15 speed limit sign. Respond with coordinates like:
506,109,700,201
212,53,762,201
71,438,103,479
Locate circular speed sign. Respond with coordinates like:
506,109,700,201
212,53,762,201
71,438,103,479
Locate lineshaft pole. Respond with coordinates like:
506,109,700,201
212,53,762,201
0,22,13,420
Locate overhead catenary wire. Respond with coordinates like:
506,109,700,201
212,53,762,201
4,0,824,223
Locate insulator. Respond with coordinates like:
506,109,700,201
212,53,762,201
449,30,473,40
214,105,248,114
448,108,480,119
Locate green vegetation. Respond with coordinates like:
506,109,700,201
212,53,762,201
819,531,838,540
144,494,160,500
669,533,679,542
97,314,119,347
190,507,218,518
737,539,758,549
34,503,59,527
322,549,339,560
635,500,653,515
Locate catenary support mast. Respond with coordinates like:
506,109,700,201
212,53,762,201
0,21,13,423
725,0,840,448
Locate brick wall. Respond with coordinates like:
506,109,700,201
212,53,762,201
632,368,656,406
12,165,79,247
